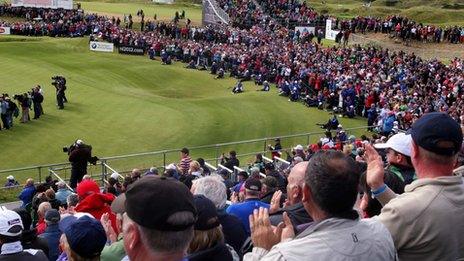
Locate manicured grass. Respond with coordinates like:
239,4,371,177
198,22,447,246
306,0,464,26
0,35,366,181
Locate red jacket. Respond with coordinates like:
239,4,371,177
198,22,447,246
75,193,118,233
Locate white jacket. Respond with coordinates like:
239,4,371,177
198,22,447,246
244,217,396,261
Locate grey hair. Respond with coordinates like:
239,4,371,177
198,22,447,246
131,212,195,254
192,175,227,209
67,193,79,207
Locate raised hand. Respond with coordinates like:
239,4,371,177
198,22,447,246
249,207,281,250
364,143,385,190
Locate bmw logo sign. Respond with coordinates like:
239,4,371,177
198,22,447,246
91,43,97,49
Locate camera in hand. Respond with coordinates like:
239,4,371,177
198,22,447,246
64,140,99,165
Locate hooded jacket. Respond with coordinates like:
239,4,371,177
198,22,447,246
75,193,117,232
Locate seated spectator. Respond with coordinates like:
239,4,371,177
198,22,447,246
0,207,48,260
111,176,197,260
13,208,49,258
100,213,126,261
221,151,240,170
197,158,211,176
58,215,107,261
39,209,61,261
231,171,248,193
45,189,60,210
36,202,51,235
269,162,312,230
260,176,279,204
264,163,286,192
226,178,270,235
144,167,159,176
186,195,234,260
130,169,142,181
244,151,396,260
66,194,79,209
74,179,117,233
55,182,72,206
191,176,247,254
4,175,19,188
19,178,36,207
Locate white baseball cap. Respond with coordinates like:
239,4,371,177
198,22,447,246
294,144,304,151
0,207,23,236
110,172,120,180
374,133,412,157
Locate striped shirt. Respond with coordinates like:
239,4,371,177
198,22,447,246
179,156,192,174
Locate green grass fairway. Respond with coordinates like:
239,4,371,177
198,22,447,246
81,1,202,24
306,0,464,26
0,35,366,178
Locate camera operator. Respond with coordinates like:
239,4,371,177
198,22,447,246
52,76,67,109
31,87,44,119
66,140,96,189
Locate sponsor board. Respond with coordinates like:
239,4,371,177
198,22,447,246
12,0,73,9
89,41,114,53
118,45,145,55
0,27,11,35
295,26,315,37
325,19,339,41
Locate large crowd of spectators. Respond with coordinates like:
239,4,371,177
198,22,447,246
4,111,464,260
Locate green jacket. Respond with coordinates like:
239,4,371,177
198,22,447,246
101,236,126,261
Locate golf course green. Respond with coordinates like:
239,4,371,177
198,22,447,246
0,35,366,178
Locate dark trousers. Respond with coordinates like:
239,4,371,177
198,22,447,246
57,93,64,109
33,103,41,119
70,168,86,189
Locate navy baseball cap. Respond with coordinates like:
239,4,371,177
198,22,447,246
193,195,220,231
60,215,107,258
409,112,463,156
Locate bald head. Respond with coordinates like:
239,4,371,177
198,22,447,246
287,161,308,205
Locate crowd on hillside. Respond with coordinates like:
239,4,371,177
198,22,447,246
4,111,464,260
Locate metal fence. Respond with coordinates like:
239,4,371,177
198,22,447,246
0,125,371,188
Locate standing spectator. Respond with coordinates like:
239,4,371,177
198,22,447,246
186,195,234,260
111,176,197,261
13,208,49,258
226,178,270,234
59,215,107,261
55,181,72,206
19,93,30,123
269,162,312,229
374,133,416,184
74,179,117,233
18,178,36,207
191,175,247,254
365,112,464,260
221,151,240,170
39,209,61,261
244,151,396,260
4,175,19,188
0,207,48,261
179,147,193,174
31,87,43,119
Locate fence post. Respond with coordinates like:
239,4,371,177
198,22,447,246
215,145,220,167
163,152,166,168
101,159,106,185
38,167,42,183
263,140,267,155
307,133,311,146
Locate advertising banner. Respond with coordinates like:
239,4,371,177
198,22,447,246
11,0,73,10
118,45,145,55
0,27,11,35
325,19,339,41
89,41,114,53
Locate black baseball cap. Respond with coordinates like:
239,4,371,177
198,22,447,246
237,171,248,179
193,195,220,231
245,178,262,191
409,112,463,156
111,176,197,231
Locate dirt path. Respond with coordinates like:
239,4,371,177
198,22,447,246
350,33,464,62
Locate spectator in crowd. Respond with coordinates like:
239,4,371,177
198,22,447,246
179,147,193,174
45,189,60,210
66,194,79,209
191,175,247,254
264,162,286,191
55,181,72,206
365,112,464,260
111,176,197,261
186,195,234,260
100,213,126,261
59,215,107,261
144,167,158,176
13,208,49,258
260,176,279,204
221,151,240,170
39,209,61,261
227,178,270,235
19,178,35,207
74,179,117,233
359,170,405,218
130,168,142,181
36,202,51,235
197,158,211,176
374,133,416,184
269,162,312,229
245,150,396,260
0,207,48,261
4,175,19,188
